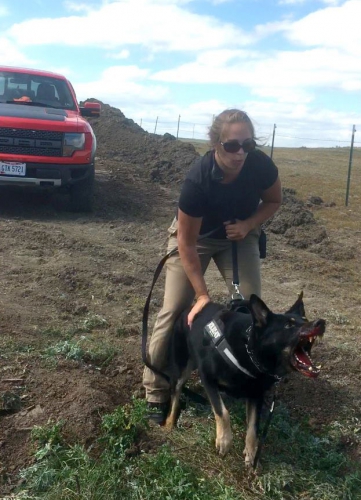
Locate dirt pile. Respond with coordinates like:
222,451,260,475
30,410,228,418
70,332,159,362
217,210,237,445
87,101,199,185
265,188,328,250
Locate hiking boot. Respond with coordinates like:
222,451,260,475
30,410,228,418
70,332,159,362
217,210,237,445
146,401,170,426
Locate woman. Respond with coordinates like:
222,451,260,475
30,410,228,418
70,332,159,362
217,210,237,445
143,109,282,424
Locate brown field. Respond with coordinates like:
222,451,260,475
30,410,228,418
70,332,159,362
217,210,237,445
0,107,360,496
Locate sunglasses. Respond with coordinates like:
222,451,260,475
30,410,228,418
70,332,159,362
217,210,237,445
220,138,256,154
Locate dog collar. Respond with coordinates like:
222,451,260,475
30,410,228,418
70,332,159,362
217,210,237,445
245,326,283,382
204,319,256,378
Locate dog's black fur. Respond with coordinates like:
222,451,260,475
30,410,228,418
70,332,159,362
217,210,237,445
165,293,325,467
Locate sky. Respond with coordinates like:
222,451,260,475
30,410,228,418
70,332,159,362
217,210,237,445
0,0,360,147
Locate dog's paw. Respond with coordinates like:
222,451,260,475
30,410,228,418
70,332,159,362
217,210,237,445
164,417,176,431
215,435,232,457
243,445,258,468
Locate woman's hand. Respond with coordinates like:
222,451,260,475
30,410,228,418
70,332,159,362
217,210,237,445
187,294,211,327
224,219,253,240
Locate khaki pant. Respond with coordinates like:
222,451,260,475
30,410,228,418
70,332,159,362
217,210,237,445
143,218,261,403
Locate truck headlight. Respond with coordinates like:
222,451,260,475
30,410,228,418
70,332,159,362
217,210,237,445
63,133,85,157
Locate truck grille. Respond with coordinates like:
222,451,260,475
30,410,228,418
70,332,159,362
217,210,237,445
0,127,64,157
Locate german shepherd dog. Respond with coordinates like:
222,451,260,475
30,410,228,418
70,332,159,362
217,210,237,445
165,293,325,467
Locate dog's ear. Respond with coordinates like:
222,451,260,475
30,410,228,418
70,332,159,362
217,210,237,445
249,294,271,327
286,291,306,319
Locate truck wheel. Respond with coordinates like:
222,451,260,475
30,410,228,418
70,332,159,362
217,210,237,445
69,175,94,212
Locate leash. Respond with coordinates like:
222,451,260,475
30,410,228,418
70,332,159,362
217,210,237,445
252,383,280,469
142,225,222,383
230,219,243,301
142,248,178,383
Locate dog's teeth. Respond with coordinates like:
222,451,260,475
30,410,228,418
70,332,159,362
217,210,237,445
316,364,322,369
308,366,313,371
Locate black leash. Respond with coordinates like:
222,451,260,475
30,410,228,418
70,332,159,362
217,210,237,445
142,226,222,383
252,385,279,469
142,247,177,383
232,240,240,291
230,219,243,300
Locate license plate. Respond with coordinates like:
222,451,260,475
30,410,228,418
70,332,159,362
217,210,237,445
0,161,26,176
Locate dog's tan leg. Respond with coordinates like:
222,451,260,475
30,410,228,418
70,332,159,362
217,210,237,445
243,399,259,467
213,398,232,457
164,363,192,430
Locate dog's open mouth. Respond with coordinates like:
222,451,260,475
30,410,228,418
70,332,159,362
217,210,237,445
291,322,325,378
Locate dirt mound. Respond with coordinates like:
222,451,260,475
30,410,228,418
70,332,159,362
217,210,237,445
87,101,199,185
265,188,328,250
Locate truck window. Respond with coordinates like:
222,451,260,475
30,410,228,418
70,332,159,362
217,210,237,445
0,75,4,97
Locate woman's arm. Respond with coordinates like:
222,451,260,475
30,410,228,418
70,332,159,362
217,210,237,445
177,208,210,325
224,177,282,240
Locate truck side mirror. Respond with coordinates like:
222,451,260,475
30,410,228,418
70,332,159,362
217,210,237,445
80,102,101,117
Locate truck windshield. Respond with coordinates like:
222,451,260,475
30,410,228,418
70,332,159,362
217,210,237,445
0,71,77,110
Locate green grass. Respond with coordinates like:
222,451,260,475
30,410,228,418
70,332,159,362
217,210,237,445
16,399,361,500
44,337,116,367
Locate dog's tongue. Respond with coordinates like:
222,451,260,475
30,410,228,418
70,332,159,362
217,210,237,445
295,348,311,367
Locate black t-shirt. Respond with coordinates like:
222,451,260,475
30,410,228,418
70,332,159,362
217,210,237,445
178,149,278,239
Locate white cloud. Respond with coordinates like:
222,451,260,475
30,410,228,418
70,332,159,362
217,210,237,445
230,99,358,147
278,0,342,5
284,0,361,54
151,46,361,102
278,0,307,5
73,65,170,110
0,37,34,66
107,49,130,59
7,0,254,52
63,1,94,12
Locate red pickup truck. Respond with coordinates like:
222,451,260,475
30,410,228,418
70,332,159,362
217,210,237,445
0,66,100,211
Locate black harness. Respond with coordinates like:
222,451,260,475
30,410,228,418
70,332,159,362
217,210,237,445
204,318,256,378
203,318,282,383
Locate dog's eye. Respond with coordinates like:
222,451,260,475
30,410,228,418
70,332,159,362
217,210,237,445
285,319,296,329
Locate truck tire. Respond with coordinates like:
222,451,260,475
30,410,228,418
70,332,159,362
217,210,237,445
69,172,94,212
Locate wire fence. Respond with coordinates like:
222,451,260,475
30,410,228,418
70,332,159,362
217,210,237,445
138,115,361,149
138,116,360,207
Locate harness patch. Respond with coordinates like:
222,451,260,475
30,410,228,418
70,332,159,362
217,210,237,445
204,319,256,378
204,320,223,344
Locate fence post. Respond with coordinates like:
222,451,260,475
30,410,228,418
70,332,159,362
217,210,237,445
176,115,181,139
154,116,158,134
270,124,277,159
345,124,356,206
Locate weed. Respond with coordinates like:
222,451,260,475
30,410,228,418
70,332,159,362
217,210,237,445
81,314,108,332
44,338,116,367
100,399,149,458
17,399,240,499
38,327,64,337
45,340,85,362
31,421,64,448
325,308,350,325
115,326,129,337
16,400,361,500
